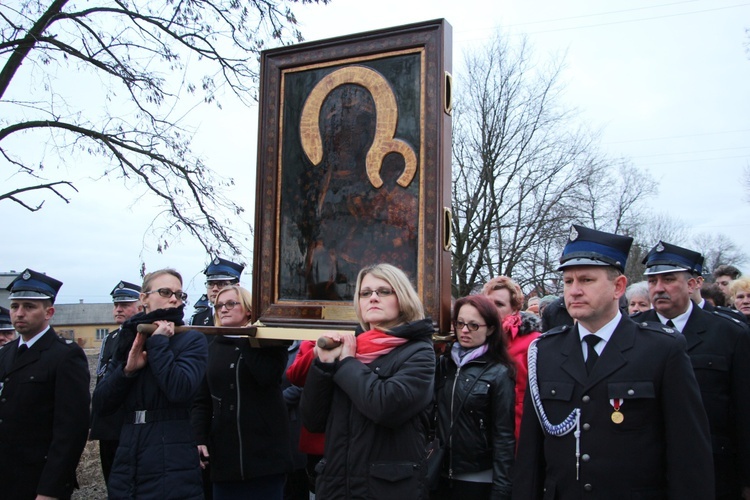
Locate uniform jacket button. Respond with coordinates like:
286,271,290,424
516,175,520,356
550,389,556,395
582,395,591,403
584,483,593,492
582,454,590,462
627,389,635,396
583,423,591,431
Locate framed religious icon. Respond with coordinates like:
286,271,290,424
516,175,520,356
252,19,453,334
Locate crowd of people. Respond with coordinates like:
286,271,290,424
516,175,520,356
1,226,750,499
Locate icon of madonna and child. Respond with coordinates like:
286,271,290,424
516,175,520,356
278,61,422,302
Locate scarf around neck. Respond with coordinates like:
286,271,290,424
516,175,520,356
451,342,489,367
355,329,409,364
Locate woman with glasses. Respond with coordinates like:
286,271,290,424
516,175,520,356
300,263,435,498
93,268,208,499
433,294,515,500
191,285,291,499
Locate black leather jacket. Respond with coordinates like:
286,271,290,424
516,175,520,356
435,352,515,499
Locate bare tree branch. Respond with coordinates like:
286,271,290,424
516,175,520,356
1,0,329,257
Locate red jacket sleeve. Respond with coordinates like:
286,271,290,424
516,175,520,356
286,340,316,386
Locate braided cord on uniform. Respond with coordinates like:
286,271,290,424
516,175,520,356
527,338,580,436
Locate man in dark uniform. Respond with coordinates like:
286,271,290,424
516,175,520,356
0,306,15,346
635,241,750,499
89,280,142,485
513,226,713,500
190,257,244,326
0,269,90,500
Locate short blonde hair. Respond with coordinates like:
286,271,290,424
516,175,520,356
728,277,750,300
213,285,252,326
354,264,424,330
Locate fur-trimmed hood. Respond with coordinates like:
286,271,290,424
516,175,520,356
503,310,542,339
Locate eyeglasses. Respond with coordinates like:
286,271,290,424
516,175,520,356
206,280,235,289
215,300,241,311
359,287,395,298
455,320,486,331
145,288,188,301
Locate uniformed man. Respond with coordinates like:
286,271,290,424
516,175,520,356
190,257,244,326
635,241,750,500
193,293,210,316
0,306,15,346
89,280,142,485
513,226,713,500
0,269,90,500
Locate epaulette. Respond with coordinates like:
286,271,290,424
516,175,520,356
540,324,571,338
710,308,749,330
635,320,679,336
707,307,750,331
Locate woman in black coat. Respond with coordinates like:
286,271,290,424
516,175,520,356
93,268,208,499
434,294,516,500
300,263,436,499
191,285,291,499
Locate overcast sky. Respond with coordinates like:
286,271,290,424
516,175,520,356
3,0,750,313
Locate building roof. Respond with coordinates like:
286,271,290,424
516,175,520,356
51,302,113,326
0,272,19,309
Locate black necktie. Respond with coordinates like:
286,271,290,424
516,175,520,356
666,320,675,328
584,335,601,374
15,344,28,361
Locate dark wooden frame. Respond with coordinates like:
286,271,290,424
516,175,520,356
252,19,453,334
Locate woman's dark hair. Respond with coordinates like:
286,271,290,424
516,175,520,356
453,294,516,377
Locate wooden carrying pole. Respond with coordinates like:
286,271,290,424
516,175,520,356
136,324,451,349
136,323,354,348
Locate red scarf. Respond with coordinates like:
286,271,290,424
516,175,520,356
355,329,409,364
503,312,522,342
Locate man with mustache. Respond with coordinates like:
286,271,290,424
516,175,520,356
635,242,750,500
513,226,712,500
89,280,142,485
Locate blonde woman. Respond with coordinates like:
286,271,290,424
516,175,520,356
93,268,208,499
191,285,291,499
301,263,435,498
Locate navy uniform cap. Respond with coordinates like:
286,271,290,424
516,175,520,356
558,225,633,273
193,294,210,313
0,306,13,331
6,268,63,303
642,241,702,276
111,280,142,303
204,257,244,282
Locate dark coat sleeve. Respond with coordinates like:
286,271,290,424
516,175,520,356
300,359,337,433
146,331,208,403
512,384,546,500
332,342,435,427
661,333,714,498
92,361,136,417
38,345,91,498
490,368,515,499
731,328,750,487
190,378,212,446
238,341,288,387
